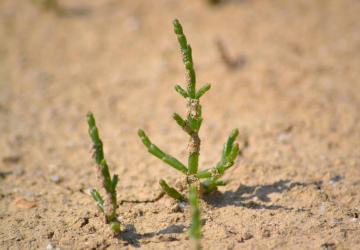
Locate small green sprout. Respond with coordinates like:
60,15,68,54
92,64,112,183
87,112,121,234
138,19,240,200
189,185,202,250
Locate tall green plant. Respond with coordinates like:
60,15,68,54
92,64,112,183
138,19,240,200
87,112,121,234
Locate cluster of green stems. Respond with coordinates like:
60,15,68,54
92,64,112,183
86,20,239,246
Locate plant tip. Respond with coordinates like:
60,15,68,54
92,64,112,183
87,112,95,125
138,129,145,137
232,128,239,137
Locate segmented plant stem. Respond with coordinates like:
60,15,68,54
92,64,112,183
189,185,202,250
87,112,121,233
173,19,202,177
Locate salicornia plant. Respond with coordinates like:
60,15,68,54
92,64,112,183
138,19,240,200
189,185,202,250
87,112,121,234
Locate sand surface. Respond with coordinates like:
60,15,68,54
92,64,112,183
1,0,360,249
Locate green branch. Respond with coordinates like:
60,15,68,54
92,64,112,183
160,179,186,201
202,129,240,194
175,85,189,98
90,189,104,212
195,84,211,99
138,129,188,174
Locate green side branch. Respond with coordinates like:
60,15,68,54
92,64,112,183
175,85,189,98
173,113,193,135
90,189,104,212
215,128,240,174
201,128,240,194
195,84,211,99
222,129,239,163
160,179,186,201
195,170,212,179
87,112,121,233
138,129,188,174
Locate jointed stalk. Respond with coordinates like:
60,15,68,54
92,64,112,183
87,112,121,233
189,185,202,250
173,19,204,177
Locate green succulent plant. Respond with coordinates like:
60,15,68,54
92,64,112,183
87,112,121,234
138,19,240,201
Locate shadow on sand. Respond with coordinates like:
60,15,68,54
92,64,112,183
119,224,186,248
204,179,322,210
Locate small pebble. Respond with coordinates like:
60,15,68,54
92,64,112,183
47,231,54,239
277,132,291,143
243,232,253,240
321,243,336,250
14,197,36,209
179,201,187,209
262,229,271,238
50,175,62,184
329,175,342,185
46,242,60,250
171,203,183,213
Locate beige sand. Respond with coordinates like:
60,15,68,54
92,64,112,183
0,0,359,249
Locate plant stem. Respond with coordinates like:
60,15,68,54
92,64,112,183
189,185,202,250
173,19,203,178
87,112,121,233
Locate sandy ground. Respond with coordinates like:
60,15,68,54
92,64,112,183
1,0,360,249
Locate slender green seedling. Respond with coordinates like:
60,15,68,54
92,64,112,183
87,112,121,234
138,19,240,200
189,185,202,250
